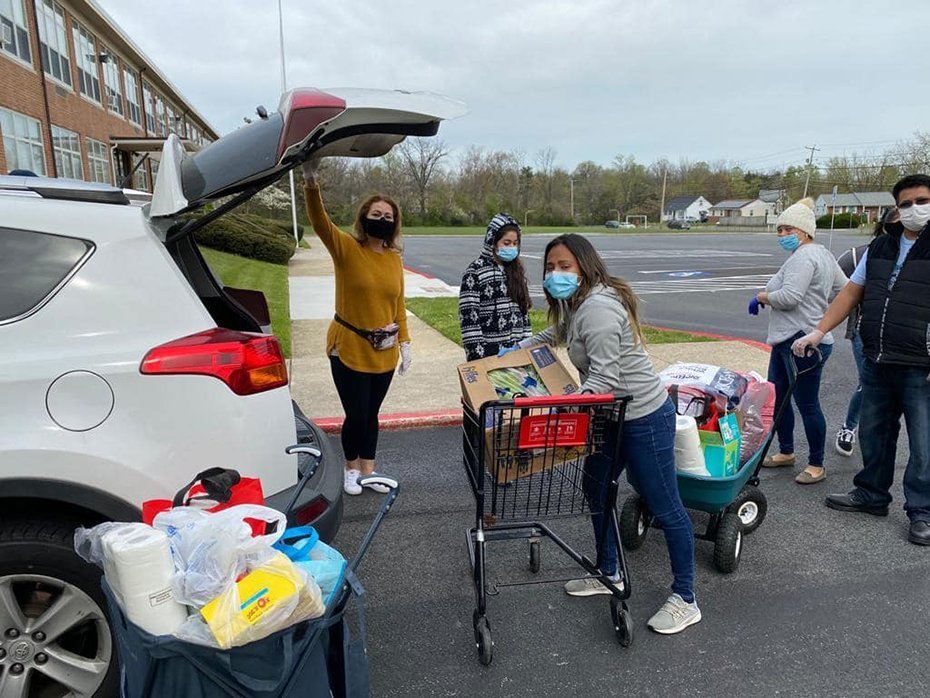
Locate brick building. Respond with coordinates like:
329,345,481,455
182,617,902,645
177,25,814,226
0,0,218,190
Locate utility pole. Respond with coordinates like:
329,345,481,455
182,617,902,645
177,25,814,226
802,144,820,198
658,167,668,225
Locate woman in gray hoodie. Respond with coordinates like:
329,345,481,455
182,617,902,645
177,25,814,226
502,233,699,635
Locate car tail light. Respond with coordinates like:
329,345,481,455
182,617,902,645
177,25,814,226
141,328,288,395
277,88,346,161
294,495,329,526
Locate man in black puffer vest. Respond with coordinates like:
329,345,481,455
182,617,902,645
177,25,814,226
792,174,930,546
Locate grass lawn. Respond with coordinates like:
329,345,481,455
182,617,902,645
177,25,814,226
200,247,292,357
404,297,715,346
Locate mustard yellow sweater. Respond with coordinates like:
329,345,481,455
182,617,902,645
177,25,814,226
304,183,410,374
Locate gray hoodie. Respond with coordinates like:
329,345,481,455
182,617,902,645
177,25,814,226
523,285,668,421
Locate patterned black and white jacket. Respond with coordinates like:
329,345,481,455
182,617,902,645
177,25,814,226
458,214,532,361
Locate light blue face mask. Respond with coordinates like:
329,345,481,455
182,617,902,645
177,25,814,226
778,234,800,252
543,271,580,299
496,246,519,262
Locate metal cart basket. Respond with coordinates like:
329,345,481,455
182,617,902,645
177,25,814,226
462,392,632,665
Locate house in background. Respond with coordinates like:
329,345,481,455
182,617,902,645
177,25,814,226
709,198,776,226
759,188,786,214
662,195,712,222
813,191,895,222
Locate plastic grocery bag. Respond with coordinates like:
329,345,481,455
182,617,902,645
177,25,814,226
736,373,776,464
273,526,348,607
152,505,287,608
177,552,324,649
487,365,550,399
660,363,749,411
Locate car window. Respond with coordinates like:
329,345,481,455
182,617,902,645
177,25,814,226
0,228,93,323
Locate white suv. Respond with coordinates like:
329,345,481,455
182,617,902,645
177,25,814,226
0,87,464,697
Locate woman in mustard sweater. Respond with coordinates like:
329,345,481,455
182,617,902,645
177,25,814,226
301,158,410,495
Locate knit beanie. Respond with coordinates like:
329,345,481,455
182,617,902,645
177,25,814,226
775,197,817,237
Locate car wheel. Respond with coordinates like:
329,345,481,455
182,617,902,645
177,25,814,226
0,519,117,698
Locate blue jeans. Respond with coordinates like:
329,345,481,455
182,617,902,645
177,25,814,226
852,359,930,523
844,333,866,431
767,334,833,466
584,398,695,601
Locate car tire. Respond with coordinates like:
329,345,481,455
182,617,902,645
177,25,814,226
0,518,118,698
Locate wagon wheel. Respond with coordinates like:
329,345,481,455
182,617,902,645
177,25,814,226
619,495,651,550
610,597,634,648
726,485,768,534
473,613,493,665
713,512,743,574
528,539,541,574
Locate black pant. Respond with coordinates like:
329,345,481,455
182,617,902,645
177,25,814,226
329,356,394,461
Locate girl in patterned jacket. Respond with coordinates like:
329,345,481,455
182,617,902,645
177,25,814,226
458,214,532,360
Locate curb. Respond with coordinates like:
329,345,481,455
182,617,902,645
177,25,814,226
315,408,462,434
649,324,771,352
403,265,437,280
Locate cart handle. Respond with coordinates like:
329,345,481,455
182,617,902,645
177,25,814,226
513,392,620,407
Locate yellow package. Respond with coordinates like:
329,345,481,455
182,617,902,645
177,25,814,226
200,551,324,649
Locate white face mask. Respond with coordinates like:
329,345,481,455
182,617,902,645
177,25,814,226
898,203,930,232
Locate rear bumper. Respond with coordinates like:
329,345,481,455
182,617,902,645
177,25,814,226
264,479,344,542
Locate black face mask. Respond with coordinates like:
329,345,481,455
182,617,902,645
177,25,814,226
362,217,395,240
883,221,904,237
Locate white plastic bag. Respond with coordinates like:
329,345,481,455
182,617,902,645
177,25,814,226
152,504,287,608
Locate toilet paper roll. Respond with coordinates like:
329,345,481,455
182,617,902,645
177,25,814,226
103,525,188,636
675,415,710,476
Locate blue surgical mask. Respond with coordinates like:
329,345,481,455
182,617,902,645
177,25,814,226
778,235,800,252
543,271,580,299
497,246,519,262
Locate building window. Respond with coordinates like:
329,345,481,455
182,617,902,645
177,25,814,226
1,0,31,63
150,158,159,185
72,22,101,103
132,155,147,191
154,95,166,136
142,82,155,133
87,137,110,184
51,124,82,179
0,107,46,175
100,49,123,115
123,68,141,125
36,0,70,86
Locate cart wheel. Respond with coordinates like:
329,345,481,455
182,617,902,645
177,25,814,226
610,598,634,648
726,485,768,534
473,614,493,665
619,495,650,550
528,540,541,574
713,512,743,574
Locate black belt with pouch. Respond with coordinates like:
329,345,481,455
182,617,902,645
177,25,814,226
334,314,399,351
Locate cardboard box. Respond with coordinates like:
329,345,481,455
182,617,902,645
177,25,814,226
459,346,583,485
458,346,579,412
698,412,741,478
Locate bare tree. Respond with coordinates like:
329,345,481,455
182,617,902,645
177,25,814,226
535,147,557,204
397,137,449,216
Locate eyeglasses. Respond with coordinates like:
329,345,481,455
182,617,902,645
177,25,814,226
896,197,930,209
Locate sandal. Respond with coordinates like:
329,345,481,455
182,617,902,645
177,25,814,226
795,466,826,484
762,453,796,468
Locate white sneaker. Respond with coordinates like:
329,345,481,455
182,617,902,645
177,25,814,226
647,594,702,634
564,575,623,597
343,468,362,496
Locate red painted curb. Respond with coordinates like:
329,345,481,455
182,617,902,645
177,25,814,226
315,408,462,434
403,265,437,280
649,324,771,352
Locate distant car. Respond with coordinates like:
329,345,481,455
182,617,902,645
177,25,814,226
667,219,692,230
618,221,635,229
605,220,620,229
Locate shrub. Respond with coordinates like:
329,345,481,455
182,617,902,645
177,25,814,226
816,212,862,229
195,213,295,264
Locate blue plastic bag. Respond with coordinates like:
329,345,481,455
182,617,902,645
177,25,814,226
274,526,347,607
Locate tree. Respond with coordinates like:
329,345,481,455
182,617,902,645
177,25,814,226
397,137,449,217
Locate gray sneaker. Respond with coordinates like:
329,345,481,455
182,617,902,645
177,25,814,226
564,576,623,597
647,594,702,634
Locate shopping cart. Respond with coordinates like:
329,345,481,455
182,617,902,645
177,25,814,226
619,349,822,574
463,392,632,665
103,445,399,697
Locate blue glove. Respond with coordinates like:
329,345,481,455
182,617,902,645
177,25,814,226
748,297,764,316
497,344,520,357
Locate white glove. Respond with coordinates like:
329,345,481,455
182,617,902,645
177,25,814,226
792,330,824,357
301,155,321,183
398,342,412,375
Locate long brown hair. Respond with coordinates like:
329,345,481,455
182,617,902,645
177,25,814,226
543,233,645,345
353,194,403,251
496,224,531,314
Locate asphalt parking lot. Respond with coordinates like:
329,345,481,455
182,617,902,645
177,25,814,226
333,230,929,696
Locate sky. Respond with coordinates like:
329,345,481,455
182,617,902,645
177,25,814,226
98,0,927,173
